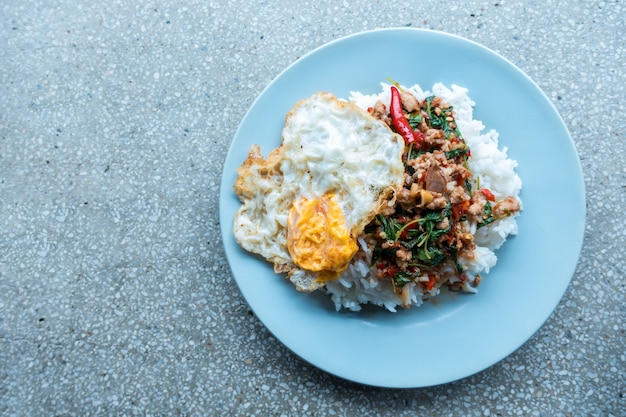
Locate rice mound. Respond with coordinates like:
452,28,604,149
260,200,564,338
324,83,523,312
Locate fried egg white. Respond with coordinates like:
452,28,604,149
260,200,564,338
233,92,405,291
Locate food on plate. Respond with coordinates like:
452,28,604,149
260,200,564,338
233,83,522,311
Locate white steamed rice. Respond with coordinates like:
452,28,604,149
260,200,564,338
323,83,522,312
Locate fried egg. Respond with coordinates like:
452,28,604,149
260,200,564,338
233,92,405,291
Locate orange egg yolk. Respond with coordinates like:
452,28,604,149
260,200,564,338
287,193,358,283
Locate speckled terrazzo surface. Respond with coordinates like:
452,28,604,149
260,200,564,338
1,0,624,415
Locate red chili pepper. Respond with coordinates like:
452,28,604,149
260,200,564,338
397,218,421,239
376,262,398,278
398,224,418,240
413,129,425,144
424,275,436,291
451,200,471,221
390,86,423,147
384,266,399,278
480,188,495,202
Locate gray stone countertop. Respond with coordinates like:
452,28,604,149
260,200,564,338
1,1,624,416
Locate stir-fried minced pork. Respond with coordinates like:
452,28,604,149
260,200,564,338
362,88,521,297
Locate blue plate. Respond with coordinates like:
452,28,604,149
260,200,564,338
219,28,585,388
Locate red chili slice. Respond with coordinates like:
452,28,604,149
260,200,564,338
424,275,436,291
480,188,496,202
